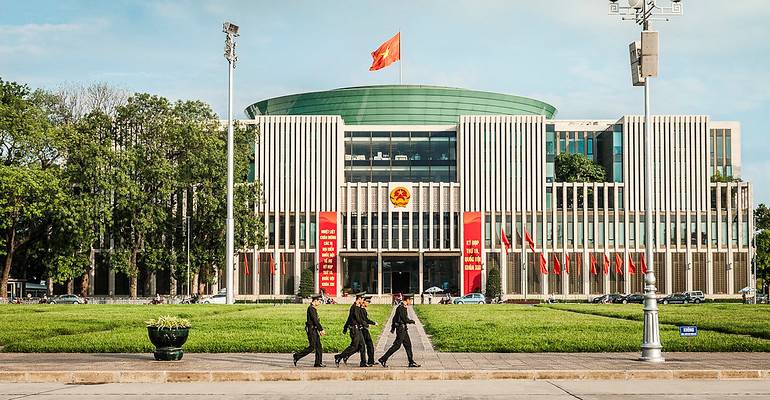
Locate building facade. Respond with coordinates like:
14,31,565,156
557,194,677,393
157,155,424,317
236,85,752,300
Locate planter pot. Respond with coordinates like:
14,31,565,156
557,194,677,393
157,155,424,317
147,326,189,361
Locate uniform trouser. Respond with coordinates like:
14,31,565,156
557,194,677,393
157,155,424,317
337,327,366,365
379,325,414,364
361,328,375,365
294,328,323,366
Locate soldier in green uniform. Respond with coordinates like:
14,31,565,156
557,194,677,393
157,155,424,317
360,295,377,366
334,292,368,367
378,294,420,368
293,294,326,367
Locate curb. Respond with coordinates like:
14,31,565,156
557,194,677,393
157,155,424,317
0,369,768,383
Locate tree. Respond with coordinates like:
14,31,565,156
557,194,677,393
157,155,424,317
554,153,606,183
755,204,770,231
711,171,742,183
0,166,64,299
298,266,315,298
486,264,502,300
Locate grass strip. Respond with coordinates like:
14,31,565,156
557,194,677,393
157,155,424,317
415,304,770,352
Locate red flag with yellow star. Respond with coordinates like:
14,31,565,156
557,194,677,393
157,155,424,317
369,32,400,71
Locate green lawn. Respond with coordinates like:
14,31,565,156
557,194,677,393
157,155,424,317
0,304,390,353
414,304,770,352
543,303,770,341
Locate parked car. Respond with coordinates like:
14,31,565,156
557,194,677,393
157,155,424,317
452,293,485,304
49,294,84,304
660,293,691,305
619,293,646,304
684,291,705,303
590,294,609,304
202,293,227,304
756,293,768,304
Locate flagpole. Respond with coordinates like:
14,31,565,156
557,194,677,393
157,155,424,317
399,30,402,85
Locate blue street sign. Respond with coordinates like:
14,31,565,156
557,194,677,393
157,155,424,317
679,326,698,337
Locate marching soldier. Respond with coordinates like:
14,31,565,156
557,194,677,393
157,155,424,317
378,294,420,368
334,292,368,367
360,295,377,366
293,294,326,367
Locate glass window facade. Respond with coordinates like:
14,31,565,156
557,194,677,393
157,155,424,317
344,130,457,182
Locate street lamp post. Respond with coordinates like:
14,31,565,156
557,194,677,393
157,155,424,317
223,21,239,305
608,0,683,363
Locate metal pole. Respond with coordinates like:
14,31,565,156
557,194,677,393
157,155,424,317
187,215,191,297
640,2,664,362
225,29,236,305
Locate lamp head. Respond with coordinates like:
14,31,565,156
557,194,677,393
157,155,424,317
223,22,239,36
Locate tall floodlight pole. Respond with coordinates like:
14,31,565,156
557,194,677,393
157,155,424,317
608,0,683,363
223,22,239,305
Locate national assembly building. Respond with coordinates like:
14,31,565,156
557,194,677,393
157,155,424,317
234,84,753,301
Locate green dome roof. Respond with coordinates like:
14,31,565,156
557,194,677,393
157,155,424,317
245,85,556,125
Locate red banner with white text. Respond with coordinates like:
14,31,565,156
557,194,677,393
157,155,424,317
318,212,338,295
463,212,482,294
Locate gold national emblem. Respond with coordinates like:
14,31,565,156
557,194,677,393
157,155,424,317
390,186,410,208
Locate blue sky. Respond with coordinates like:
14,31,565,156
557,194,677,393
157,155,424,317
2,0,769,204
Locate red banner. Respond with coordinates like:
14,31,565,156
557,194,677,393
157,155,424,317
318,212,338,295
463,212,482,294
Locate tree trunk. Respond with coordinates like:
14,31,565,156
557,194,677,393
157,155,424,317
66,279,74,294
169,273,177,296
192,271,199,295
80,269,90,298
1,225,16,300
129,248,138,299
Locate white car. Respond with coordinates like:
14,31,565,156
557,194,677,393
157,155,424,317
202,293,227,304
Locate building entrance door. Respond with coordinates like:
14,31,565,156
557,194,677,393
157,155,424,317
383,256,419,294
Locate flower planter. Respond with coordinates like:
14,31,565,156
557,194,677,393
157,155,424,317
147,326,189,361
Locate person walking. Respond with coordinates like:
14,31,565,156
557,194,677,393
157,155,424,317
360,295,377,366
378,294,420,368
293,294,326,367
334,293,367,367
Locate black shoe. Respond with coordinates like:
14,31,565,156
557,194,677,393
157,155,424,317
334,355,341,367
359,363,370,367
314,363,326,368
342,356,348,365
378,358,388,368
408,362,421,368
292,354,298,367
367,362,375,367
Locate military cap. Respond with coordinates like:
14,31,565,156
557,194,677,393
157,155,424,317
402,294,414,300
363,295,373,302
354,292,366,299
310,294,323,301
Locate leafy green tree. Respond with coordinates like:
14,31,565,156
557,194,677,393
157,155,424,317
711,171,742,183
554,153,606,183
755,204,770,231
486,264,502,300
0,166,64,299
298,267,315,298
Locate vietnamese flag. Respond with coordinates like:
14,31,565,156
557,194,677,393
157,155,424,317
243,253,250,276
552,254,561,275
640,254,648,274
369,32,400,71
628,255,637,275
269,253,275,275
539,253,549,275
501,227,511,253
615,253,624,275
577,254,582,276
525,230,535,252
590,254,597,275
603,254,610,275
565,253,570,275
